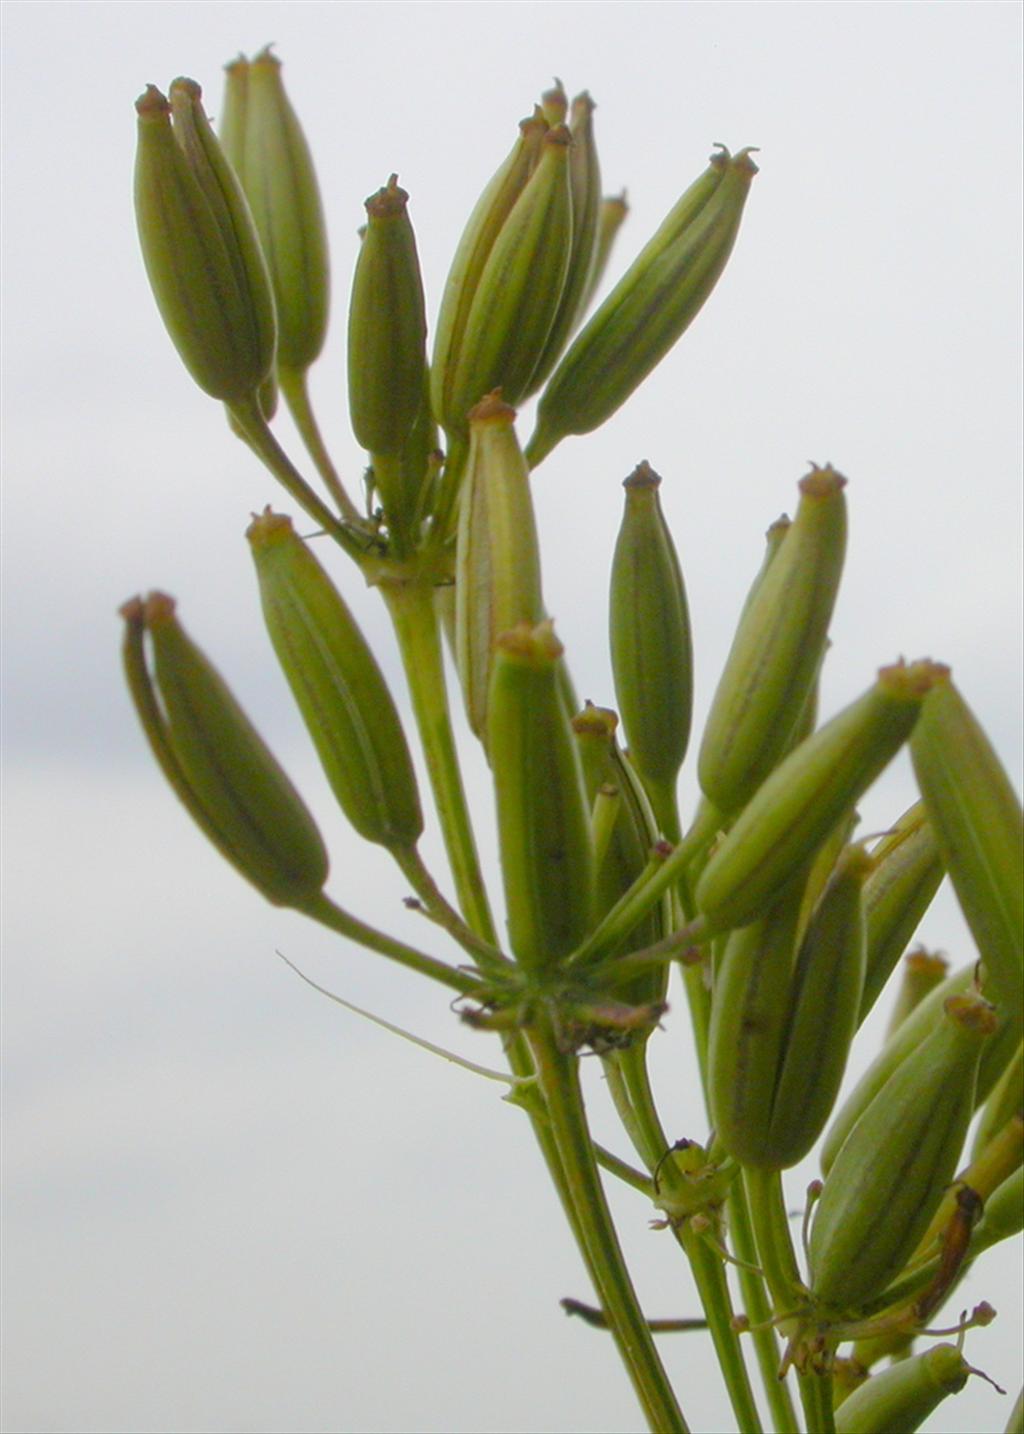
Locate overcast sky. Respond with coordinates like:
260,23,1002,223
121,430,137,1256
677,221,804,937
3,4,1022,1432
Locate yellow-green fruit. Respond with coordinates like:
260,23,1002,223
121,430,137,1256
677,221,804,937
489,622,594,972
121,593,327,907
810,992,996,1311
698,465,847,815
696,661,943,933
134,81,276,402
247,510,422,849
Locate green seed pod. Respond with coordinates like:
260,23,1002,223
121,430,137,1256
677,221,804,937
911,674,1024,1028
218,55,249,178
695,661,944,934
973,1040,1023,1157
795,805,859,942
809,992,996,1311
134,81,276,402
525,147,757,468
860,802,944,1021
525,90,602,393
120,592,327,907
571,704,668,1016
822,963,1019,1176
489,622,594,972
247,510,422,849
834,1343,975,1434
445,126,574,430
231,46,330,375
698,466,848,815
578,190,629,317
765,845,869,1167
454,395,544,742
431,109,548,434
609,462,693,832
885,949,950,1037
348,175,429,539
707,878,805,1166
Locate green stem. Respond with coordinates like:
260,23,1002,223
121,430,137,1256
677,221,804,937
527,1019,690,1433
615,1046,764,1434
277,365,363,524
391,843,511,978
299,891,481,994
228,394,375,564
381,577,496,944
728,1179,800,1434
569,800,721,970
744,1167,835,1434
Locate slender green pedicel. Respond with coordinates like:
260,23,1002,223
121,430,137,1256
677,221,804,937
809,992,996,1311
430,109,549,435
526,147,756,467
609,462,693,834
911,673,1024,1028
134,81,276,401
121,592,328,906
694,660,944,934
454,395,544,743
698,465,847,815
247,510,422,849
860,801,944,1021
489,622,594,972
834,1343,977,1434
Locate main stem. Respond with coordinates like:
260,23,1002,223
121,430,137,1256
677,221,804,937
613,1046,764,1434
527,1018,690,1433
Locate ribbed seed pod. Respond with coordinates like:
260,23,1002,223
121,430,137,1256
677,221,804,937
348,175,429,539
579,191,629,317
698,466,847,814
120,593,327,906
454,395,544,742
764,845,869,1167
911,674,1024,1027
445,126,574,430
860,801,944,1021
430,110,548,434
695,661,944,934
822,960,1019,1176
707,878,805,1166
609,462,692,832
134,81,276,401
834,1343,975,1434
821,963,974,1176
488,622,594,972
526,146,757,468
525,90,602,393
539,77,568,128
247,510,422,849
229,46,330,375
809,992,996,1311
571,704,668,1016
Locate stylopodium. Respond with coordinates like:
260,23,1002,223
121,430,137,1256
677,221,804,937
126,53,1022,1434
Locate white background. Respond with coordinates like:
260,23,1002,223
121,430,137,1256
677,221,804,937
2,3,1021,1432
